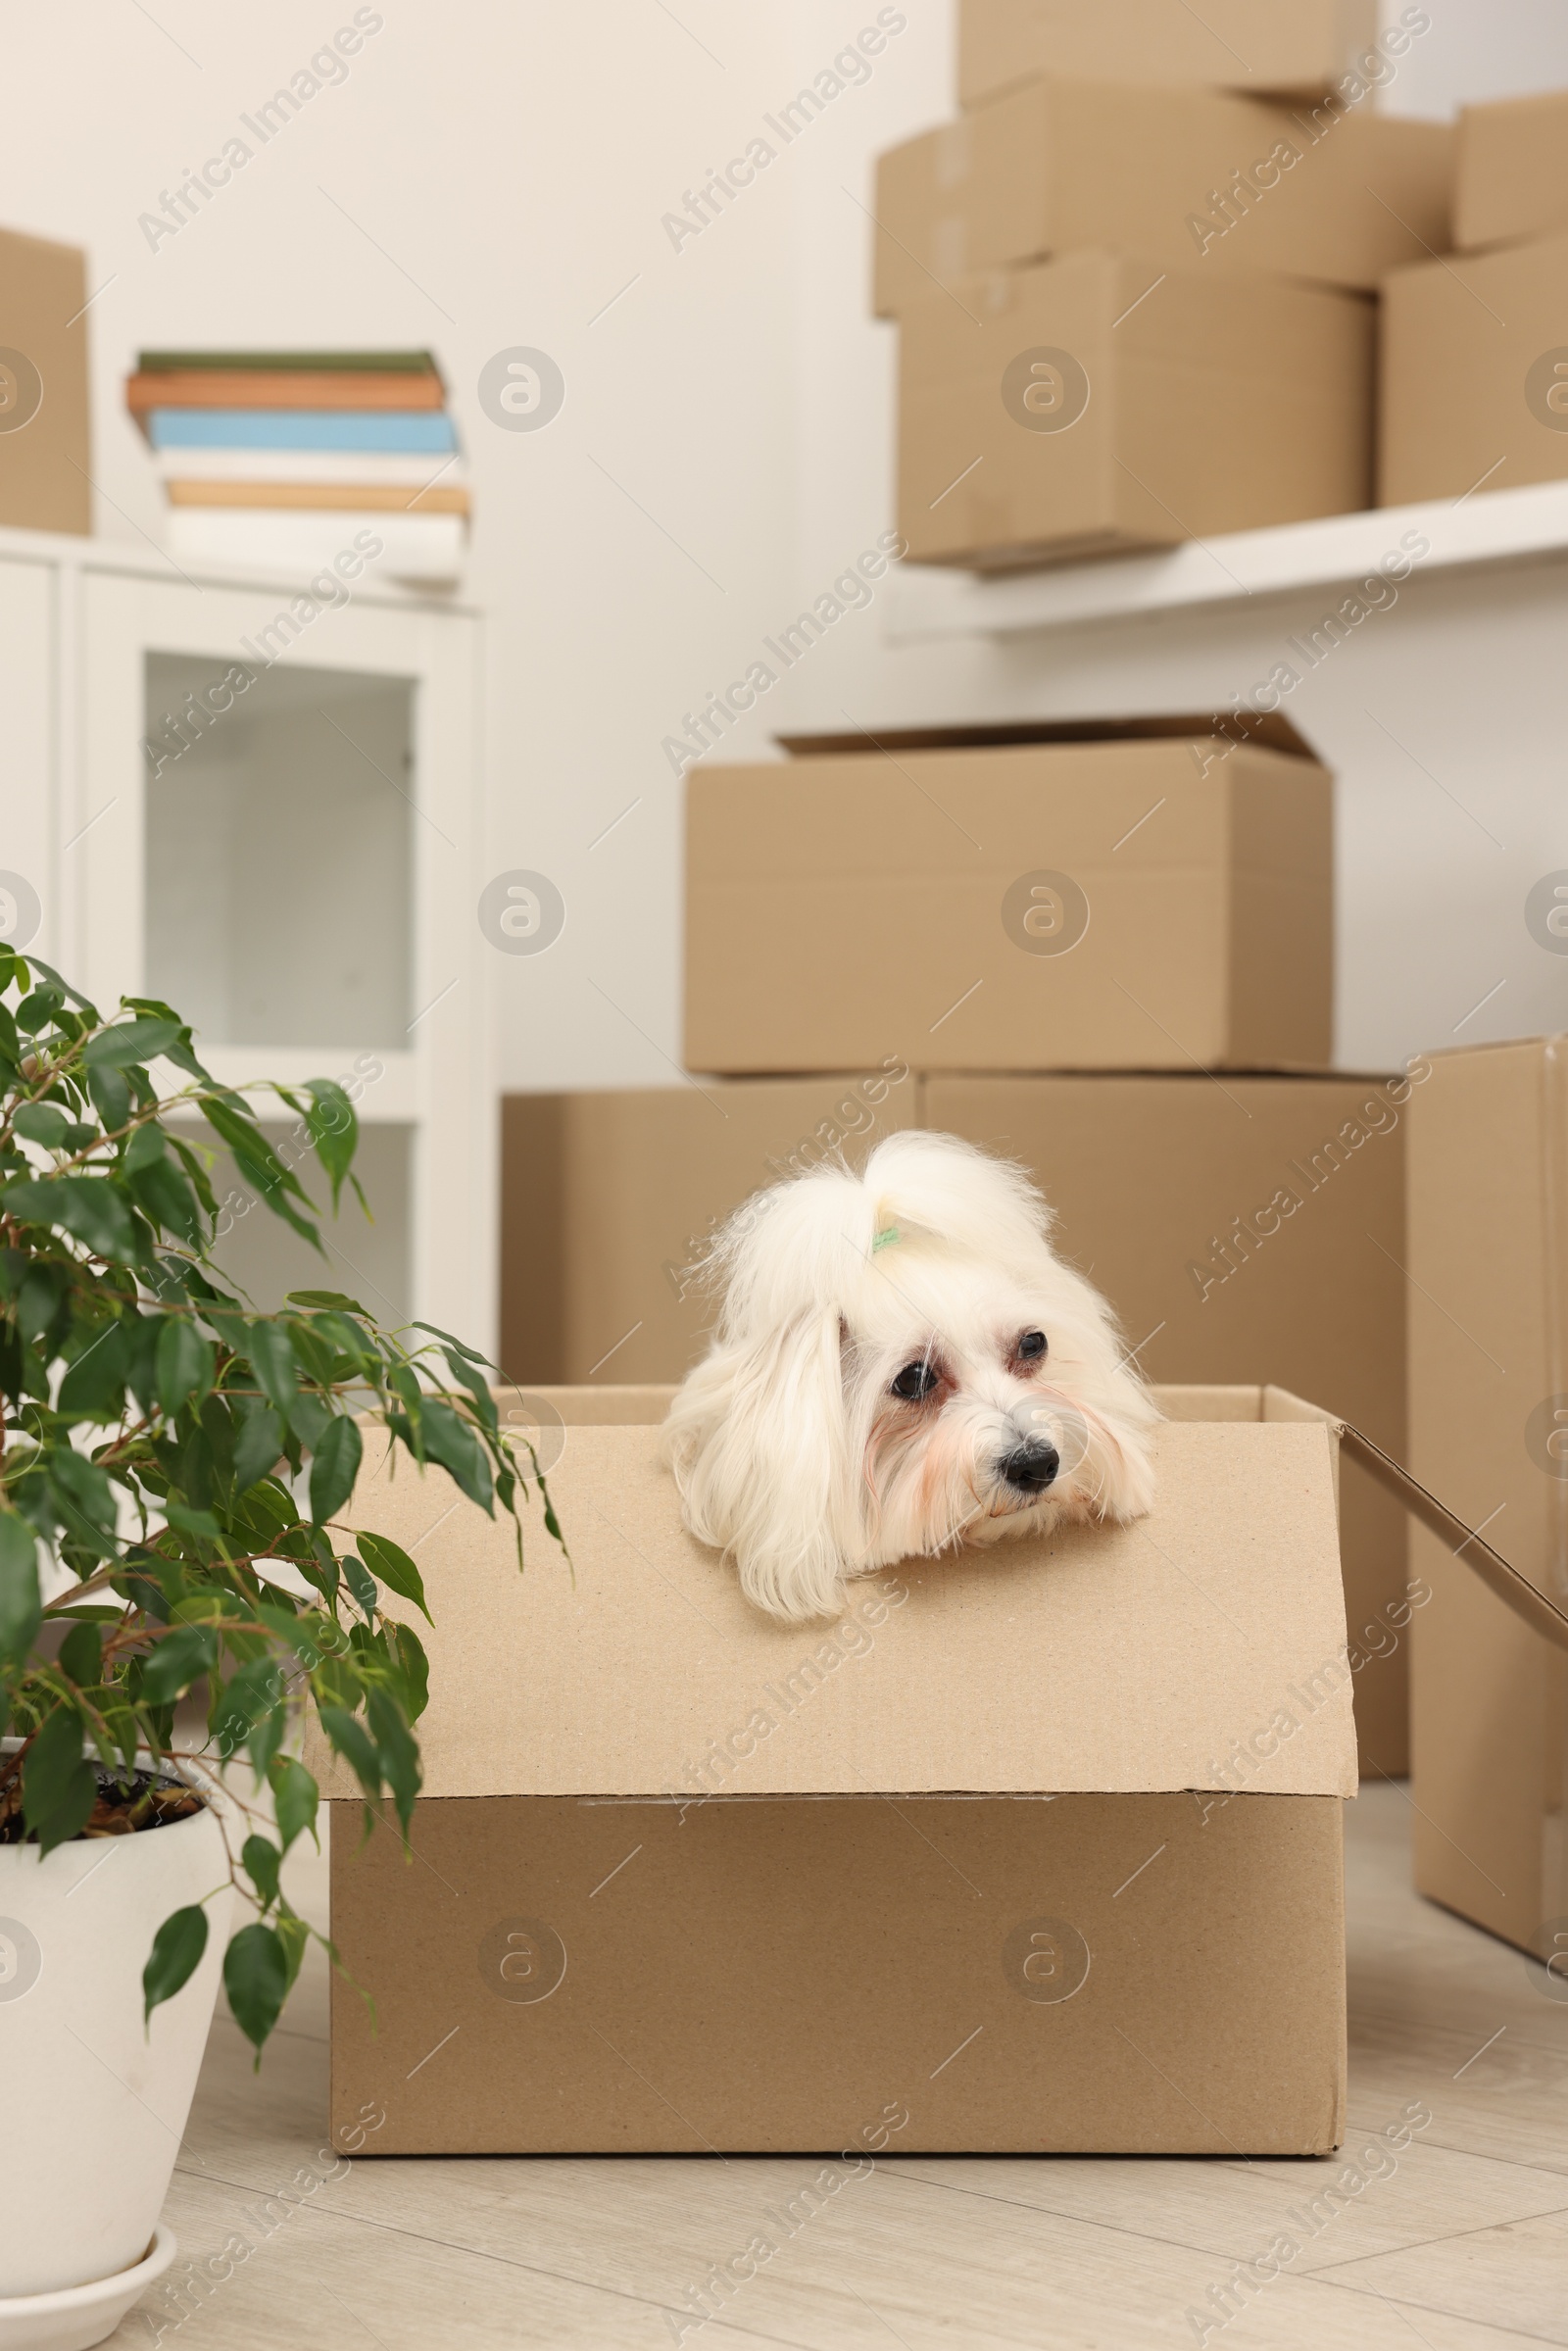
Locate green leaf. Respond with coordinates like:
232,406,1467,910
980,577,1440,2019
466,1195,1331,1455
392,1621,429,1722
303,1079,359,1212
416,1398,493,1512
83,1015,181,1069
13,1102,79,1150
232,1402,283,1495
120,997,209,1081
49,1447,119,1553
242,1833,283,1909
274,1908,310,1992
126,1147,203,1247
202,1098,320,1249
436,1345,499,1436
243,1323,297,1416
22,1708,98,1854
210,1656,285,1759
270,1753,319,1853
15,1261,66,1341
58,1319,130,1420
0,1176,136,1262
367,1686,421,1837
342,1552,379,1621
138,1622,218,1706
144,1904,210,2023
15,985,64,1034
223,1921,289,2053
309,1414,362,1525
288,1289,368,1313
162,1500,222,1542
168,1134,219,1221
0,1510,42,1662
85,1062,131,1131
287,1390,329,1449
318,1703,381,1798
356,1531,432,1626
58,1619,103,1686
412,1320,487,1366
156,1318,214,1417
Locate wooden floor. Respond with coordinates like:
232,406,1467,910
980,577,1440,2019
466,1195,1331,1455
122,1785,1568,2350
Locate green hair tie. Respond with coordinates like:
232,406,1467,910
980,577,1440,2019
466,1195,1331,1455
872,1225,900,1252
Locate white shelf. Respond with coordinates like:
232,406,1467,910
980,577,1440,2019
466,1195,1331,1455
0,517,476,617
1,532,495,1354
161,1049,418,1124
884,480,1568,643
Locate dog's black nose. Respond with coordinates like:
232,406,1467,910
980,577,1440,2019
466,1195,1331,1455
1001,1442,1060,1494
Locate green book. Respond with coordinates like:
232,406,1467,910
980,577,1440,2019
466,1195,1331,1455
136,350,440,374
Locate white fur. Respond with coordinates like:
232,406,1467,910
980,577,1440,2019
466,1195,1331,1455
664,1130,1158,1620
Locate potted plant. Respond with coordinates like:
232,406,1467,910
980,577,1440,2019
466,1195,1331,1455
0,950,560,2350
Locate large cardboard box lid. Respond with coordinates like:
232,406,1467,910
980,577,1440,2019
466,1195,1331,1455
334,1384,1357,1801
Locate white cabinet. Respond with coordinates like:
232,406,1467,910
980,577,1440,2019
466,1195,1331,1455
0,529,495,1359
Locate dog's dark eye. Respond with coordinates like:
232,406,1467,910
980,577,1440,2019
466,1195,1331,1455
1018,1330,1048,1360
891,1360,940,1402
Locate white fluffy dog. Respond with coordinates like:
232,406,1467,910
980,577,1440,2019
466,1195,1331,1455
664,1130,1158,1620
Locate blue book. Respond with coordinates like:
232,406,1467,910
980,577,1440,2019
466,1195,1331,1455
147,408,458,454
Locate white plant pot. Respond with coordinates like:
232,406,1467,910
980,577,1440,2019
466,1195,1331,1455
0,1769,229,2332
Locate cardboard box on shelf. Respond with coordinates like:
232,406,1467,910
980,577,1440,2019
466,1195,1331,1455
1406,1038,1568,1954
323,1382,1353,2156
958,0,1382,109
930,1069,1414,1776
0,226,90,534
684,722,1333,1078
1455,89,1568,253
1379,232,1568,508
899,253,1373,569
499,1072,922,1387
872,79,1451,316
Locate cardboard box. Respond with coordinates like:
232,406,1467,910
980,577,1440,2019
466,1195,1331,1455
1379,233,1568,509
500,1056,1410,1772
899,253,1373,569
873,80,1452,315
500,1072,923,1386
931,1070,1412,1776
684,726,1332,1076
0,226,90,534
325,1382,1353,2155
1456,90,1568,253
1406,1039,1568,1954
958,0,1379,109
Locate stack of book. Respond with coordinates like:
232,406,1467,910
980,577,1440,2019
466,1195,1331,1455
124,349,466,583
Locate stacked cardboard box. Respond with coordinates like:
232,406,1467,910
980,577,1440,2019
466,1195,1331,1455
1405,1040,1568,1956
1381,90,1568,506
503,716,1416,1772
0,225,90,534
875,2,1450,568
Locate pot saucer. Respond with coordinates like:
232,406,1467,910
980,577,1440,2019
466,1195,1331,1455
0,2226,175,2351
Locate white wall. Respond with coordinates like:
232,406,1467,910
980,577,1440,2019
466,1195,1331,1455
0,0,817,1090
5,0,1568,1086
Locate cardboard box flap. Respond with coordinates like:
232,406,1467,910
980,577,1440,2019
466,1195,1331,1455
323,1408,1356,1801
1332,1415,1568,1656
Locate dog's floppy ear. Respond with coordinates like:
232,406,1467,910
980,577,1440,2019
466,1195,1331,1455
664,1304,858,1620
